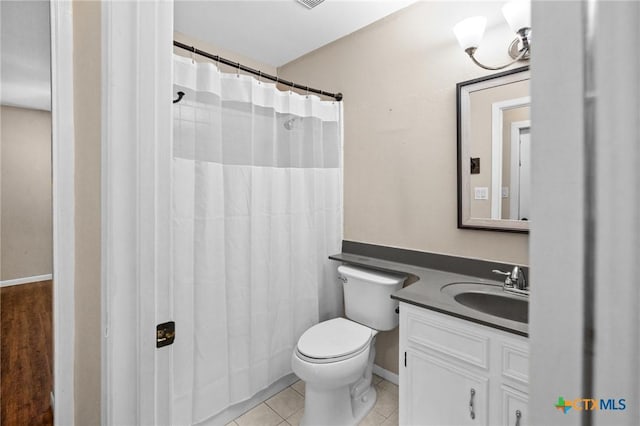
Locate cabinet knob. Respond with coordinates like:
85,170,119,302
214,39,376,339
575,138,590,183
469,388,476,419
515,409,522,426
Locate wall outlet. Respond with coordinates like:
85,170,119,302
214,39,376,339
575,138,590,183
474,187,489,200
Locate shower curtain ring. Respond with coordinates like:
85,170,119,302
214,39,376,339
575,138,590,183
236,62,240,78
258,71,262,84
305,86,310,98
191,46,196,64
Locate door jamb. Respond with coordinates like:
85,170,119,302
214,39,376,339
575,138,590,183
50,0,76,424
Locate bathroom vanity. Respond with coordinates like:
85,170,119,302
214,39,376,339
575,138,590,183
398,303,528,426
330,244,529,426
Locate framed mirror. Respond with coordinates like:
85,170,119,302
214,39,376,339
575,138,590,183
457,66,530,232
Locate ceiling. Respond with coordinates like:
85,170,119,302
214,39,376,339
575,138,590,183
0,0,416,110
174,0,418,67
1,1,51,111
0,1,422,111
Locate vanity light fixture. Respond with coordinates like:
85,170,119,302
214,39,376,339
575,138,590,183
453,0,531,71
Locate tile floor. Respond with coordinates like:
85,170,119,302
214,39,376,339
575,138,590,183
228,374,398,426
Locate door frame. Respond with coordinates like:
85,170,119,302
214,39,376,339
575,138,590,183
490,96,530,219
50,0,76,424
508,120,530,220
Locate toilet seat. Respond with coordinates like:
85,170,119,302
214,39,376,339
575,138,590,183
296,318,373,364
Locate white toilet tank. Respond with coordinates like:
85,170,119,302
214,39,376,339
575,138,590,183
338,265,407,331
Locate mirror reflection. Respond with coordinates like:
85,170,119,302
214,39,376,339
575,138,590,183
458,67,530,232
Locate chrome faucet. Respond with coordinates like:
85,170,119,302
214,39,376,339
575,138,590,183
492,266,528,295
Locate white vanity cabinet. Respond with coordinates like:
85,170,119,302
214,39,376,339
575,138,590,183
398,302,529,426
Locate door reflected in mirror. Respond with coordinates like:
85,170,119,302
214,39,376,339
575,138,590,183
457,66,530,232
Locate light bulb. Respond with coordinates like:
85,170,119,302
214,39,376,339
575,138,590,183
453,16,487,50
502,0,531,33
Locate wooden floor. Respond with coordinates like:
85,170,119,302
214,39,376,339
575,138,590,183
1,280,53,426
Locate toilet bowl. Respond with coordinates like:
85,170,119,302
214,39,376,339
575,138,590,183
292,318,379,426
292,266,407,426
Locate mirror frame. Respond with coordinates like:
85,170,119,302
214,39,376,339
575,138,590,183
456,66,530,233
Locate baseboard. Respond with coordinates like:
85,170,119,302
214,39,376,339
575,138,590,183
373,364,399,386
0,274,53,288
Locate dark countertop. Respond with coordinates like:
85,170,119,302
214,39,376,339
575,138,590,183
329,252,528,337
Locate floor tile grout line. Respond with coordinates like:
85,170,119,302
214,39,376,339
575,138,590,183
263,401,286,422
263,400,283,417
289,385,304,397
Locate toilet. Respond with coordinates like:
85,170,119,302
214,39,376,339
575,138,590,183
291,265,407,426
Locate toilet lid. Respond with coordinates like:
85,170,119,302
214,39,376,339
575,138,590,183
297,318,372,360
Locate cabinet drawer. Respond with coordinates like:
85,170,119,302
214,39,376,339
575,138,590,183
405,308,489,370
501,342,529,385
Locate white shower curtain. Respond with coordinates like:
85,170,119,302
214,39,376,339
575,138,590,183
171,55,343,424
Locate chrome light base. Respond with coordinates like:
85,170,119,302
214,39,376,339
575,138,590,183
508,38,530,61
508,28,531,60
465,27,531,71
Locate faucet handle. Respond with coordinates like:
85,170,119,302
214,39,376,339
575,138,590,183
511,266,521,279
492,269,513,286
510,266,527,290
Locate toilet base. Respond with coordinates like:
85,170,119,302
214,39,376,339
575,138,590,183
298,338,378,426
351,384,378,424
300,383,376,426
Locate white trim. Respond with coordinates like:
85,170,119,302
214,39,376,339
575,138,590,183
509,120,530,220
0,274,53,287
490,96,530,219
528,2,584,423
593,3,640,424
100,3,110,422
373,364,399,386
50,1,76,424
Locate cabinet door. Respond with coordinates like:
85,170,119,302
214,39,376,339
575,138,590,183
403,349,489,426
501,385,528,426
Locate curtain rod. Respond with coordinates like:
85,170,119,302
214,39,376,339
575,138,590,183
173,40,343,102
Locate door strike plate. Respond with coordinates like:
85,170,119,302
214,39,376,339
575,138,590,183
156,321,175,348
